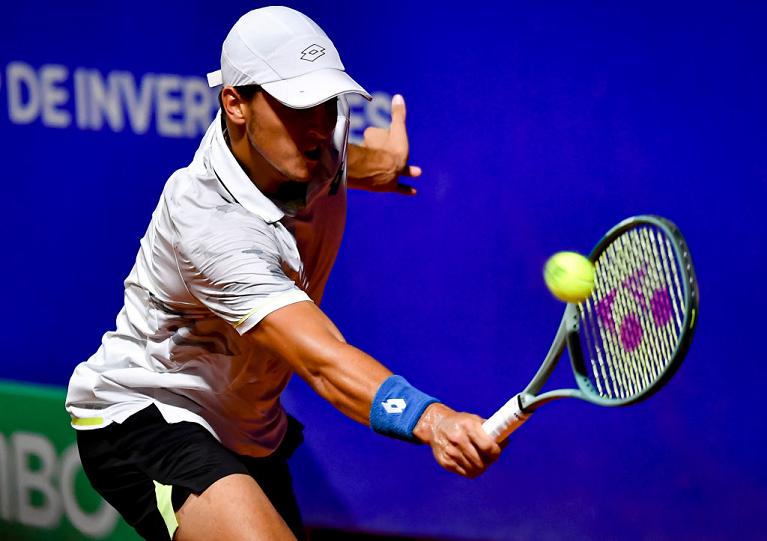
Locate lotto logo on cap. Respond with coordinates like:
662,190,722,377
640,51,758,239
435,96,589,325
207,6,370,109
300,44,326,62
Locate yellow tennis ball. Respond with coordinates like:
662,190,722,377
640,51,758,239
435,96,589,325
543,251,595,303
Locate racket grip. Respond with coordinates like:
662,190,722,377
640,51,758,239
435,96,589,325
482,394,532,442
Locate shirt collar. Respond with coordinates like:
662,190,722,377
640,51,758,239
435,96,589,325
209,110,284,224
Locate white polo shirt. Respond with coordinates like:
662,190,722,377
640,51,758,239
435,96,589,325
65,111,347,457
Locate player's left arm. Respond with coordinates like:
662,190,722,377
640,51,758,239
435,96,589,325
346,94,422,196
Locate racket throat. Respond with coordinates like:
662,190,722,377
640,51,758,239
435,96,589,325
482,393,535,442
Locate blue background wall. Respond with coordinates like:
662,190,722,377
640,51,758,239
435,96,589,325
2,2,765,539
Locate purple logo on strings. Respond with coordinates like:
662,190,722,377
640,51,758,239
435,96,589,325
594,265,672,351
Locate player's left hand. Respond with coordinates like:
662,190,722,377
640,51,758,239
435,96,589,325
346,94,422,195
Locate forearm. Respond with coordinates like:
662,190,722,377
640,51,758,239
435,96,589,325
303,342,392,424
248,301,392,425
249,301,503,476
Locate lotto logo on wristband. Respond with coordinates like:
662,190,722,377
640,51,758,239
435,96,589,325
382,398,407,414
371,376,439,442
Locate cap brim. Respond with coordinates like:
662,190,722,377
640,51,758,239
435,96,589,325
261,69,371,109
207,70,223,87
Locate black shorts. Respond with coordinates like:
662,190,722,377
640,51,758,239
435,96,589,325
76,404,305,541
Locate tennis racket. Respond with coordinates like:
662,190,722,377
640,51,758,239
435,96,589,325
483,215,698,442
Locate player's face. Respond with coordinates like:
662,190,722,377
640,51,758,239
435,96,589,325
244,91,338,185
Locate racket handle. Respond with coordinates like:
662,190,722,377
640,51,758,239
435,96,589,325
482,394,532,442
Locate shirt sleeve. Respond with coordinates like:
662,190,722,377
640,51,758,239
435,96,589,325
174,210,311,335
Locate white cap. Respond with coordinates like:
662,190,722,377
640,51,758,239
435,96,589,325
207,6,371,109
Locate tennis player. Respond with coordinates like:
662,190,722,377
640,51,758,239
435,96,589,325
66,7,502,541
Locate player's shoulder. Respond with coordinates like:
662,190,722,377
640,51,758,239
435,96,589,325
176,204,281,270
154,146,280,257
167,175,276,248
162,158,218,211
161,159,241,218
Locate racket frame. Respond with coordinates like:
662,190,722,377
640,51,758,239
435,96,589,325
570,215,698,407
483,215,699,441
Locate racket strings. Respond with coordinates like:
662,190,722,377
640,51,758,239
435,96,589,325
599,230,668,396
585,239,640,398
599,237,643,397
646,230,681,373
578,225,686,400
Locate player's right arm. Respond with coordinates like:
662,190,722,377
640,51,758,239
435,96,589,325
174,210,500,476
246,300,502,478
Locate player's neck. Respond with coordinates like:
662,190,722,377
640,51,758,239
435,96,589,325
224,120,282,195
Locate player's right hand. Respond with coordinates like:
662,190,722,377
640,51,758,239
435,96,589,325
413,403,503,478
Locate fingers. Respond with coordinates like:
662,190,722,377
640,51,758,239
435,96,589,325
430,413,504,478
392,165,421,195
362,95,408,148
467,416,503,460
388,94,409,159
393,165,421,195
435,447,474,478
400,165,422,178
459,424,502,476
390,94,407,134
452,444,485,474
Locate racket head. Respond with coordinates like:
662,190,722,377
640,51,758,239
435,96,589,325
568,215,698,406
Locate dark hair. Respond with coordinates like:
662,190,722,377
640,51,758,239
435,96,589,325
217,84,262,109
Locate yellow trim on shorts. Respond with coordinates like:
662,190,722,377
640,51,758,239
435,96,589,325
71,416,104,427
154,481,179,538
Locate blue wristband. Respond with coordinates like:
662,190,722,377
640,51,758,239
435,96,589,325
369,375,440,442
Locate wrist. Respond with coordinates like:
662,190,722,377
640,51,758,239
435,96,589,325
369,375,440,442
412,402,453,444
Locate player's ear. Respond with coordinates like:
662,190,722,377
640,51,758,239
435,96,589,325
221,86,247,126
